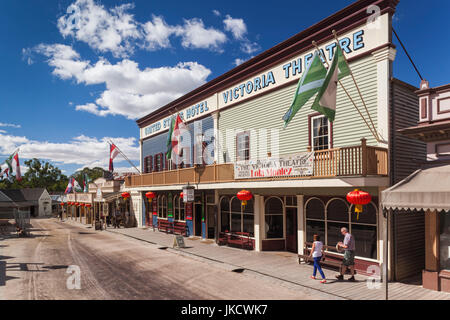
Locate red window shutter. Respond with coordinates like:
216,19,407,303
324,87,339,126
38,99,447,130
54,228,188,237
144,157,148,173
149,155,153,173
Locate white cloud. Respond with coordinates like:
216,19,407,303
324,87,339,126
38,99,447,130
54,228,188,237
0,130,6,134
179,18,227,51
0,132,139,169
142,15,180,50
0,123,21,129
57,0,141,58
212,10,221,17
223,15,247,40
241,41,260,55
35,44,211,119
233,58,245,66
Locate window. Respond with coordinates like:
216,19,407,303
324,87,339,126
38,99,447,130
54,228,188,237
305,198,325,243
220,196,230,232
265,197,284,239
194,134,205,165
236,131,250,161
310,115,331,151
158,195,167,219
154,153,163,172
220,196,254,236
143,156,153,173
305,197,378,259
173,195,185,221
440,211,450,271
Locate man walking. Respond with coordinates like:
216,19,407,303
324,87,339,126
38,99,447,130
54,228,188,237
336,227,356,281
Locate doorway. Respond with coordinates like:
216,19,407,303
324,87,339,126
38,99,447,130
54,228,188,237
194,203,203,237
286,207,298,253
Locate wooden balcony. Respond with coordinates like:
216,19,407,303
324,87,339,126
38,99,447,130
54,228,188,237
125,140,388,188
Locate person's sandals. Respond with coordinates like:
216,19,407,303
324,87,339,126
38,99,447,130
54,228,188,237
320,279,327,284
348,276,356,282
310,276,316,280
335,274,344,280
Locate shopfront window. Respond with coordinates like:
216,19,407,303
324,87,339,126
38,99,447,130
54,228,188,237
305,198,325,243
440,211,450,271
173,195,185,221
158,195,167,219
220,196,254,236
265,197,284,239
305,197,378,259
220,196,230,232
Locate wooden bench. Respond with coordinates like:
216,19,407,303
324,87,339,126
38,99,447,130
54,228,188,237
158,220,173,234
298,242,344,270
219,231,254,250
173,222,189,237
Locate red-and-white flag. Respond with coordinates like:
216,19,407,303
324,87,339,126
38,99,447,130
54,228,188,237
172,114,188,157
12,152,21,181
109,143,119,172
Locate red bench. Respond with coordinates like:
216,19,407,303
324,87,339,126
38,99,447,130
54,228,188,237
219,231,254,250
158,220,173,233
158,220,188,237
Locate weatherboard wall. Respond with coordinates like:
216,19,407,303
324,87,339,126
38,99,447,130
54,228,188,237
218,55,379,163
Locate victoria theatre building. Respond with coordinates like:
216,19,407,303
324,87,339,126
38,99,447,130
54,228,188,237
124,0,427,279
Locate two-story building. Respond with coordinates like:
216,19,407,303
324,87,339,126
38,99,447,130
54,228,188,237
124,0,426,277
383,80,450,292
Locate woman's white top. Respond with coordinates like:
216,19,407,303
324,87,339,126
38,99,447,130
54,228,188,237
312,241,323,258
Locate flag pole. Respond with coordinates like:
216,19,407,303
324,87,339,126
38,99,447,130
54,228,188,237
332,30,380,141
312,41,379,142
108,140,141,174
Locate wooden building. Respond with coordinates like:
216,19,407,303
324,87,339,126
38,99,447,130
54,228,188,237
123,0,426,278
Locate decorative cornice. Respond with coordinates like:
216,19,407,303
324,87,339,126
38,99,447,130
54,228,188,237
137,0,400,128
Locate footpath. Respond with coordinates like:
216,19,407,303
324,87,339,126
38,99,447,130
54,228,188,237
65,219,450,300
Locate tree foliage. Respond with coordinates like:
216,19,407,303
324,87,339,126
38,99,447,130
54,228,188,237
0,158,68,191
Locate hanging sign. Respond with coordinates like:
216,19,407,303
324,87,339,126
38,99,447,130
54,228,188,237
234,152,314,179
183,187,195,203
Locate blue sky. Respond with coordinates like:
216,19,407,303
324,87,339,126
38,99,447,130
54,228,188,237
0,0,449,177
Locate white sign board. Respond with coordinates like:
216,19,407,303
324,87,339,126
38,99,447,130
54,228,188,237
234,152,314,179
183,188,195,203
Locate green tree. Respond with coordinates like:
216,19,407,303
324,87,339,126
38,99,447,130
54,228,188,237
0,158,68,192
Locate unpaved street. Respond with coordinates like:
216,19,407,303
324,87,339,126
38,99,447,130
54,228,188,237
0,218,328,300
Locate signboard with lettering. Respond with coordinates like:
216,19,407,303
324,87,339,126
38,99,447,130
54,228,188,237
183,188,195,203
173,235,186,249
234,152,314,179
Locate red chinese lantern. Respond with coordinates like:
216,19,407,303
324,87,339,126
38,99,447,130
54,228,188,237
122,192,131,199
237,190,253,208
60,202,65,207
75,202,79,206
85,204,91,208
145,192,156,200
180,192,184,199
81,203,86,207
346,189,372,220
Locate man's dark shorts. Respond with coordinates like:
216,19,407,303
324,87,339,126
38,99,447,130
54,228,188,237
343,250,355,266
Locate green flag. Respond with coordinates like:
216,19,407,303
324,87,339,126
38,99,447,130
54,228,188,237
166,116,175,160
282,51,328,128
311,45,351,122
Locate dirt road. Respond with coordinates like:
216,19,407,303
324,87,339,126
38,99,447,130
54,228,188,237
0,218,329,300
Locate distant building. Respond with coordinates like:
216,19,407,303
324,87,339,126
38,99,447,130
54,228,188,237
0,188,52,218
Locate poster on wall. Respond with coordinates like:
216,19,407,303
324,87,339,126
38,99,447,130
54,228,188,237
234,152,314,179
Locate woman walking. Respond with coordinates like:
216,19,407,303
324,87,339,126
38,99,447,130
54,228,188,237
309,234,326,283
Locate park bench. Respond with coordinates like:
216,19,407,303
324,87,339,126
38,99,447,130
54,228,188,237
218,231,253,250
173,221,189,237
158,219,173,234
299,242,344,270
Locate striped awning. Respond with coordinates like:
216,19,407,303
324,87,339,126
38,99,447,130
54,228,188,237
382,163,450,212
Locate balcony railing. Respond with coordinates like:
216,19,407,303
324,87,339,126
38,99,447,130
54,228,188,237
125,139,388,188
